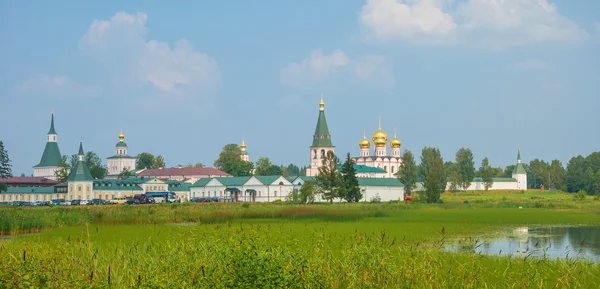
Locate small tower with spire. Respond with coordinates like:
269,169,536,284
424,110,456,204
390,129,402,157
511,148,528,190
359,129,371,157
306,97,335,177
240,139,249,162
106,129,137,177
67,141,95,200
33,111,62,180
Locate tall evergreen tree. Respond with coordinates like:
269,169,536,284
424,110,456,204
0,141,12,178
479,157,494,191
455,148,475,191
0,141,11,192
340,153,362,202
397,150,417,196
315,151,341,203
420,147,445,203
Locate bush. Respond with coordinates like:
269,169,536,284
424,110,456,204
574,190,587,200
369,194,382,203
242,202,250,208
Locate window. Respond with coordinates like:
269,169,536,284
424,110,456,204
321,149,325,158
274,191,277,197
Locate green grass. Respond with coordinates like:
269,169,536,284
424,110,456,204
1,190,600,288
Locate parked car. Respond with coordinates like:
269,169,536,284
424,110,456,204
71,200,81,205
404,195,414,201
88,198,111,205
111,197,129,205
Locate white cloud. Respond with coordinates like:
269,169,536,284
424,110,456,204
15,75,98,97
361,0,456,39
360,0,589,48
79,11,219,95
512,59,550,71
281,49,350,86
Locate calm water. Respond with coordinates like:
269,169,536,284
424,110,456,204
446,226,600,262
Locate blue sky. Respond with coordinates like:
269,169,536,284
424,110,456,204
1,0,599,175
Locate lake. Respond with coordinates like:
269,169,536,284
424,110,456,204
446,225,600,262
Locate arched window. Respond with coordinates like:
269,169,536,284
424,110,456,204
384,166,387,172
313,149,317,159
321,149,325,158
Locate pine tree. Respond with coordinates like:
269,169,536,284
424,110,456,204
398,150,417,196
0,141,12,178
480,157,494,191
340,153,362,202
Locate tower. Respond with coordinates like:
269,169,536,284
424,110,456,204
390,129,401,157
512,149,528,190
67,141,94,200
359,129,370,157
372,118,388,157
33,112,62,180
306,98,335,177
106,129,137,176
240,139,249,162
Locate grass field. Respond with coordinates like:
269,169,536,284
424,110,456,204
1,190,599,288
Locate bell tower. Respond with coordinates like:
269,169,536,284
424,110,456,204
306,97,335,177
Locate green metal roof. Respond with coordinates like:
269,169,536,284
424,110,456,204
34,141,62,167
336,164,386,173
216,176,252,186
240,151,249,155
357,178,404,187
93,180,143,191
67,143,94,182
4,187,55,194
512,163,527,174
311,110,333,147
48,113,57,135
191,178,211,187
106,155,137,159
115,141,128,147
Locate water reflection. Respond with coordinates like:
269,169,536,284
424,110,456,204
446,226,600,262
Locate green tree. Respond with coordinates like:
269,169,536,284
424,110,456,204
85,151,108,179
286,164,301,176
154,155,166,168
118,168,134,180
397,150,417,196
455,148,475,191
340,153,362,202
447,162,460,192
549,159,565,190
184,162,204,168
503,165,516,177
299,180,319,203
479,157,494,191
54,155,71,183
255,157,273,175
528,159,550,189
214,144,254,177
419,147,445,203
315,151,341,203
0,141,10,192
136,152,156,170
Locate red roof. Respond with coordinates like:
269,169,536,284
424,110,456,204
136,167,231,177
0,177,58,185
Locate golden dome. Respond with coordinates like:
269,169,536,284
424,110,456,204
390,130,401,148
240,139,247,149
371,118,388,147
319,97,325,111
359,129,370,149
118,129,125,141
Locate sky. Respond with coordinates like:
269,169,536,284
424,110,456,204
1,0,599,176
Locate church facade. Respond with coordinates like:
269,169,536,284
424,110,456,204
106,130,137,177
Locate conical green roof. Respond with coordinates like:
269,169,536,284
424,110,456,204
512,150,527,174
48,113,57,135
311,105,333,147
67,142,94,181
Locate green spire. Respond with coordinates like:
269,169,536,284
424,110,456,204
517,149,521,162
67,142,94,181
48,113,57,135
512,149,526,175
311,98,333,147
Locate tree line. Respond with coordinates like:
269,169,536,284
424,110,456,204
213,144,306,178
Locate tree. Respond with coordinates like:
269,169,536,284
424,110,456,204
154,155,166,168
397,150,417,196
136,152,156,170
420,147,445,203
503,165,516,177
255,157,273,175
455,148,475,191
447,162,461,192
184,162,204,168
549,159,565,190
315,151,341,203
54,155,71,183
118,168,134,180
299,180,319,203
340,153,362,202
479,157,494,191
0,141,12,178
84,151,107,180
528,159,550,189
213,144,254,177
286,164,301,176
